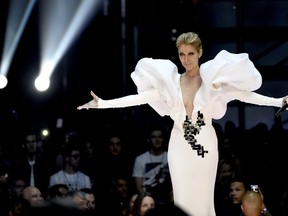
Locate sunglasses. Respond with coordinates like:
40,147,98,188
70,154,81,159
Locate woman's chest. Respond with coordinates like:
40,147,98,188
180,76,202,116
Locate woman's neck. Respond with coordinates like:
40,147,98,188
184,67,200,77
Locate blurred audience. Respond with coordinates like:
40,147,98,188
214,157,241,211
103,175,133,216
80,138,98,188
12,127,50,196
22,186,45,208
96,131,134,194
46,183,69,203
216,177,248,216
70,188,96,212
241,190,272,216
49,141,91,191
132,126,172,205
132,192,156,216
0,116,287,216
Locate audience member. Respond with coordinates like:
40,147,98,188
132,126,172,204
241,190,272,216
96,131,134,194
79,188,96,212
80,138,98,187
216,177,248,216
132,192,156,216
21,189,86,216
12,127,50,195
103,175,132,216
7,176,27,216
46,183,69,202
8,177,27,200
214,157,240,212
49,141,91,191
22,186,45,208
71,188,96,212
6,174,27,216
53,130,81,172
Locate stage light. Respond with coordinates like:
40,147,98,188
34,76,50,92
0,0,36,89
41,128,49,137
36,0,101,92
0,75,8,89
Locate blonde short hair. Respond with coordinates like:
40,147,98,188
176,32,202,53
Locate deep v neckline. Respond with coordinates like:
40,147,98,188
179,73,202,119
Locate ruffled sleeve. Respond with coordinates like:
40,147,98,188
131,58,181,116
194,50,263,119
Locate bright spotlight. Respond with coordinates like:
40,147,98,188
41,128,49,137
37,0,100,91
34,76,50,92
0,75,8,89
0,0,36,88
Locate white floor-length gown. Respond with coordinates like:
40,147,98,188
96,50,283,216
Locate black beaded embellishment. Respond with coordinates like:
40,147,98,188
183,111,208,158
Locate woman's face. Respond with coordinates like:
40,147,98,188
140,196,155,216
178,44,201,72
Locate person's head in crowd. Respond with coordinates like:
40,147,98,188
146,126,167,152
216,158,238,187
79,188,96,211
241,190,264,216
62,142,82,171
106,132,124,157
9,177,27,199
22,128,39,156
71,188,96,211
132,192,156,216
229,178,249,205
46,184,69,201
82,139,97,159
22,186,45,207
110,175,130,198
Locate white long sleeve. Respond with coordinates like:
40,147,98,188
230,90,283,107
98,89,160,108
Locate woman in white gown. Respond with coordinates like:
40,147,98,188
77,32,288,216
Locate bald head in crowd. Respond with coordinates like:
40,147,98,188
241,191,264,216
23,186,45,207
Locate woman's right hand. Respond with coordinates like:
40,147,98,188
77,91,99,110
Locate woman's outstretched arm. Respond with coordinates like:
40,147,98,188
231,90,288,108
77,89,160,110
